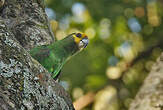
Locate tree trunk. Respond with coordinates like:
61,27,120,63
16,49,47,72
0,0,74,109
129,53,163,110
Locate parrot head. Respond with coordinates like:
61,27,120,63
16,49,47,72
72,32,89,50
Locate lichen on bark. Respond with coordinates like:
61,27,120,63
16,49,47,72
0,0,74,109
1,0,54,50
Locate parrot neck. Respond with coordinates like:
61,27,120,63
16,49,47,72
52,36,79,61
61,36,79,57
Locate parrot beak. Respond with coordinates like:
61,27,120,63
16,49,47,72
82,38,89,48
78,37,89,50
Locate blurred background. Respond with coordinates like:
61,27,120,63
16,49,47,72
44,0,163,110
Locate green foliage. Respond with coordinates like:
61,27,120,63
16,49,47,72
45,0,163,109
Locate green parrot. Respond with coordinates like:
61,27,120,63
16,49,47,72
30,32,89,80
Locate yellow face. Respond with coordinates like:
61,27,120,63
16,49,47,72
73,33,89,49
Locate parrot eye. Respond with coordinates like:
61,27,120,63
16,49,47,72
76,33,82,38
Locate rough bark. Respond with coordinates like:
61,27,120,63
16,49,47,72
0,0,74,109
1,0,54,50
129,53,163,110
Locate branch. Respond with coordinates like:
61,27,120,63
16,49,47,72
0,0,74,109
73,92,95,110
1,0,54,50
129,53,163,110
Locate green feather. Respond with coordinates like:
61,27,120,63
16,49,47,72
30,34,79,78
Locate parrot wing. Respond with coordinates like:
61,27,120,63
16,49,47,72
30,45,51,62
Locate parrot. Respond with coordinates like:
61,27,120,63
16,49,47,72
30,32,89,80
